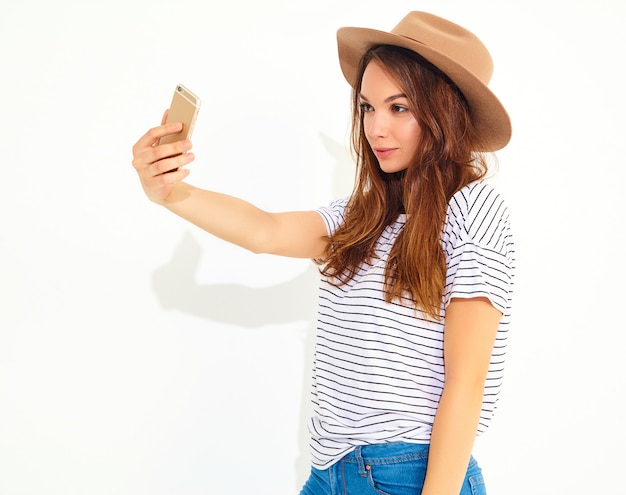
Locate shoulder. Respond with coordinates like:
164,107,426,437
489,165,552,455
445,181,513,253
449,181,507,216
443,181,515,311
448,181,510,232
316,197,349,236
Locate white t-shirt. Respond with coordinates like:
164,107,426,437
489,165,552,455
309,181,515,469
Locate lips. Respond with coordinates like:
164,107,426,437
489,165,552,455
373,147,397,159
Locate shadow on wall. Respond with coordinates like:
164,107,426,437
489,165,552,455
152,231,319,326
150,132,355,490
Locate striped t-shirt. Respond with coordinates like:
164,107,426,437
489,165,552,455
309,180,515,469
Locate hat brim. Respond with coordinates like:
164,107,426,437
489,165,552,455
337,27,512,152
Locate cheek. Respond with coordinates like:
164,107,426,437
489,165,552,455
405,120,422,147
408,119,421,139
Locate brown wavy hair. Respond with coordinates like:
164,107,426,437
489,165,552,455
317,45,490,319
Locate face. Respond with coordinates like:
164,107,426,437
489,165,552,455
359,60,421,174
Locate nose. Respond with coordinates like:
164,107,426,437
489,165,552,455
365,110,389,138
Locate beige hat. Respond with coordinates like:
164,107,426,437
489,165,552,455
337,11,512,151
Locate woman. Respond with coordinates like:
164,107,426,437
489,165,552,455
132,11,514,495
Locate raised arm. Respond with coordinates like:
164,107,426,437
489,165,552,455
131,121,329,259
422,297,502,495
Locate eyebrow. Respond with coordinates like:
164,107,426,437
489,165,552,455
359,93,408,103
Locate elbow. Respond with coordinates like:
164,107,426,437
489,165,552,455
248,244,269,255
243,229,278,255
444,368,488,394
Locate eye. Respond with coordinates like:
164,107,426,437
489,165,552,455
391,104,409,113
359,102,374,113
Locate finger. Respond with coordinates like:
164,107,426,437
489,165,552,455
131,139,189,175
160,165,191,185
160,109,168,126
152,151,195,176
132,122,183,154
148,139,192,165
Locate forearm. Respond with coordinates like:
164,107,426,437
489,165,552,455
162,182,277,254
132,123,327,256
421,382,484,495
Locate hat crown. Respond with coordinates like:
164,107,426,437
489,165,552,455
392,11,493,85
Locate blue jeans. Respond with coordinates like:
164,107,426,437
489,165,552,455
299,443,486,495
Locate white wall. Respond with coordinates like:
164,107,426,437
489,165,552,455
1,1,624,494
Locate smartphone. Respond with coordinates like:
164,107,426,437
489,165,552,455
161,84,201,145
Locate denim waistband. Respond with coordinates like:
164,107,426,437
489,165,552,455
342,442,430,469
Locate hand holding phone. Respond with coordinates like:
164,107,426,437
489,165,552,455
161,84,201,144
160,84,201,172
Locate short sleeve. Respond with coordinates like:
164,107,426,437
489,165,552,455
316,197,349,237
442,182,515,314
